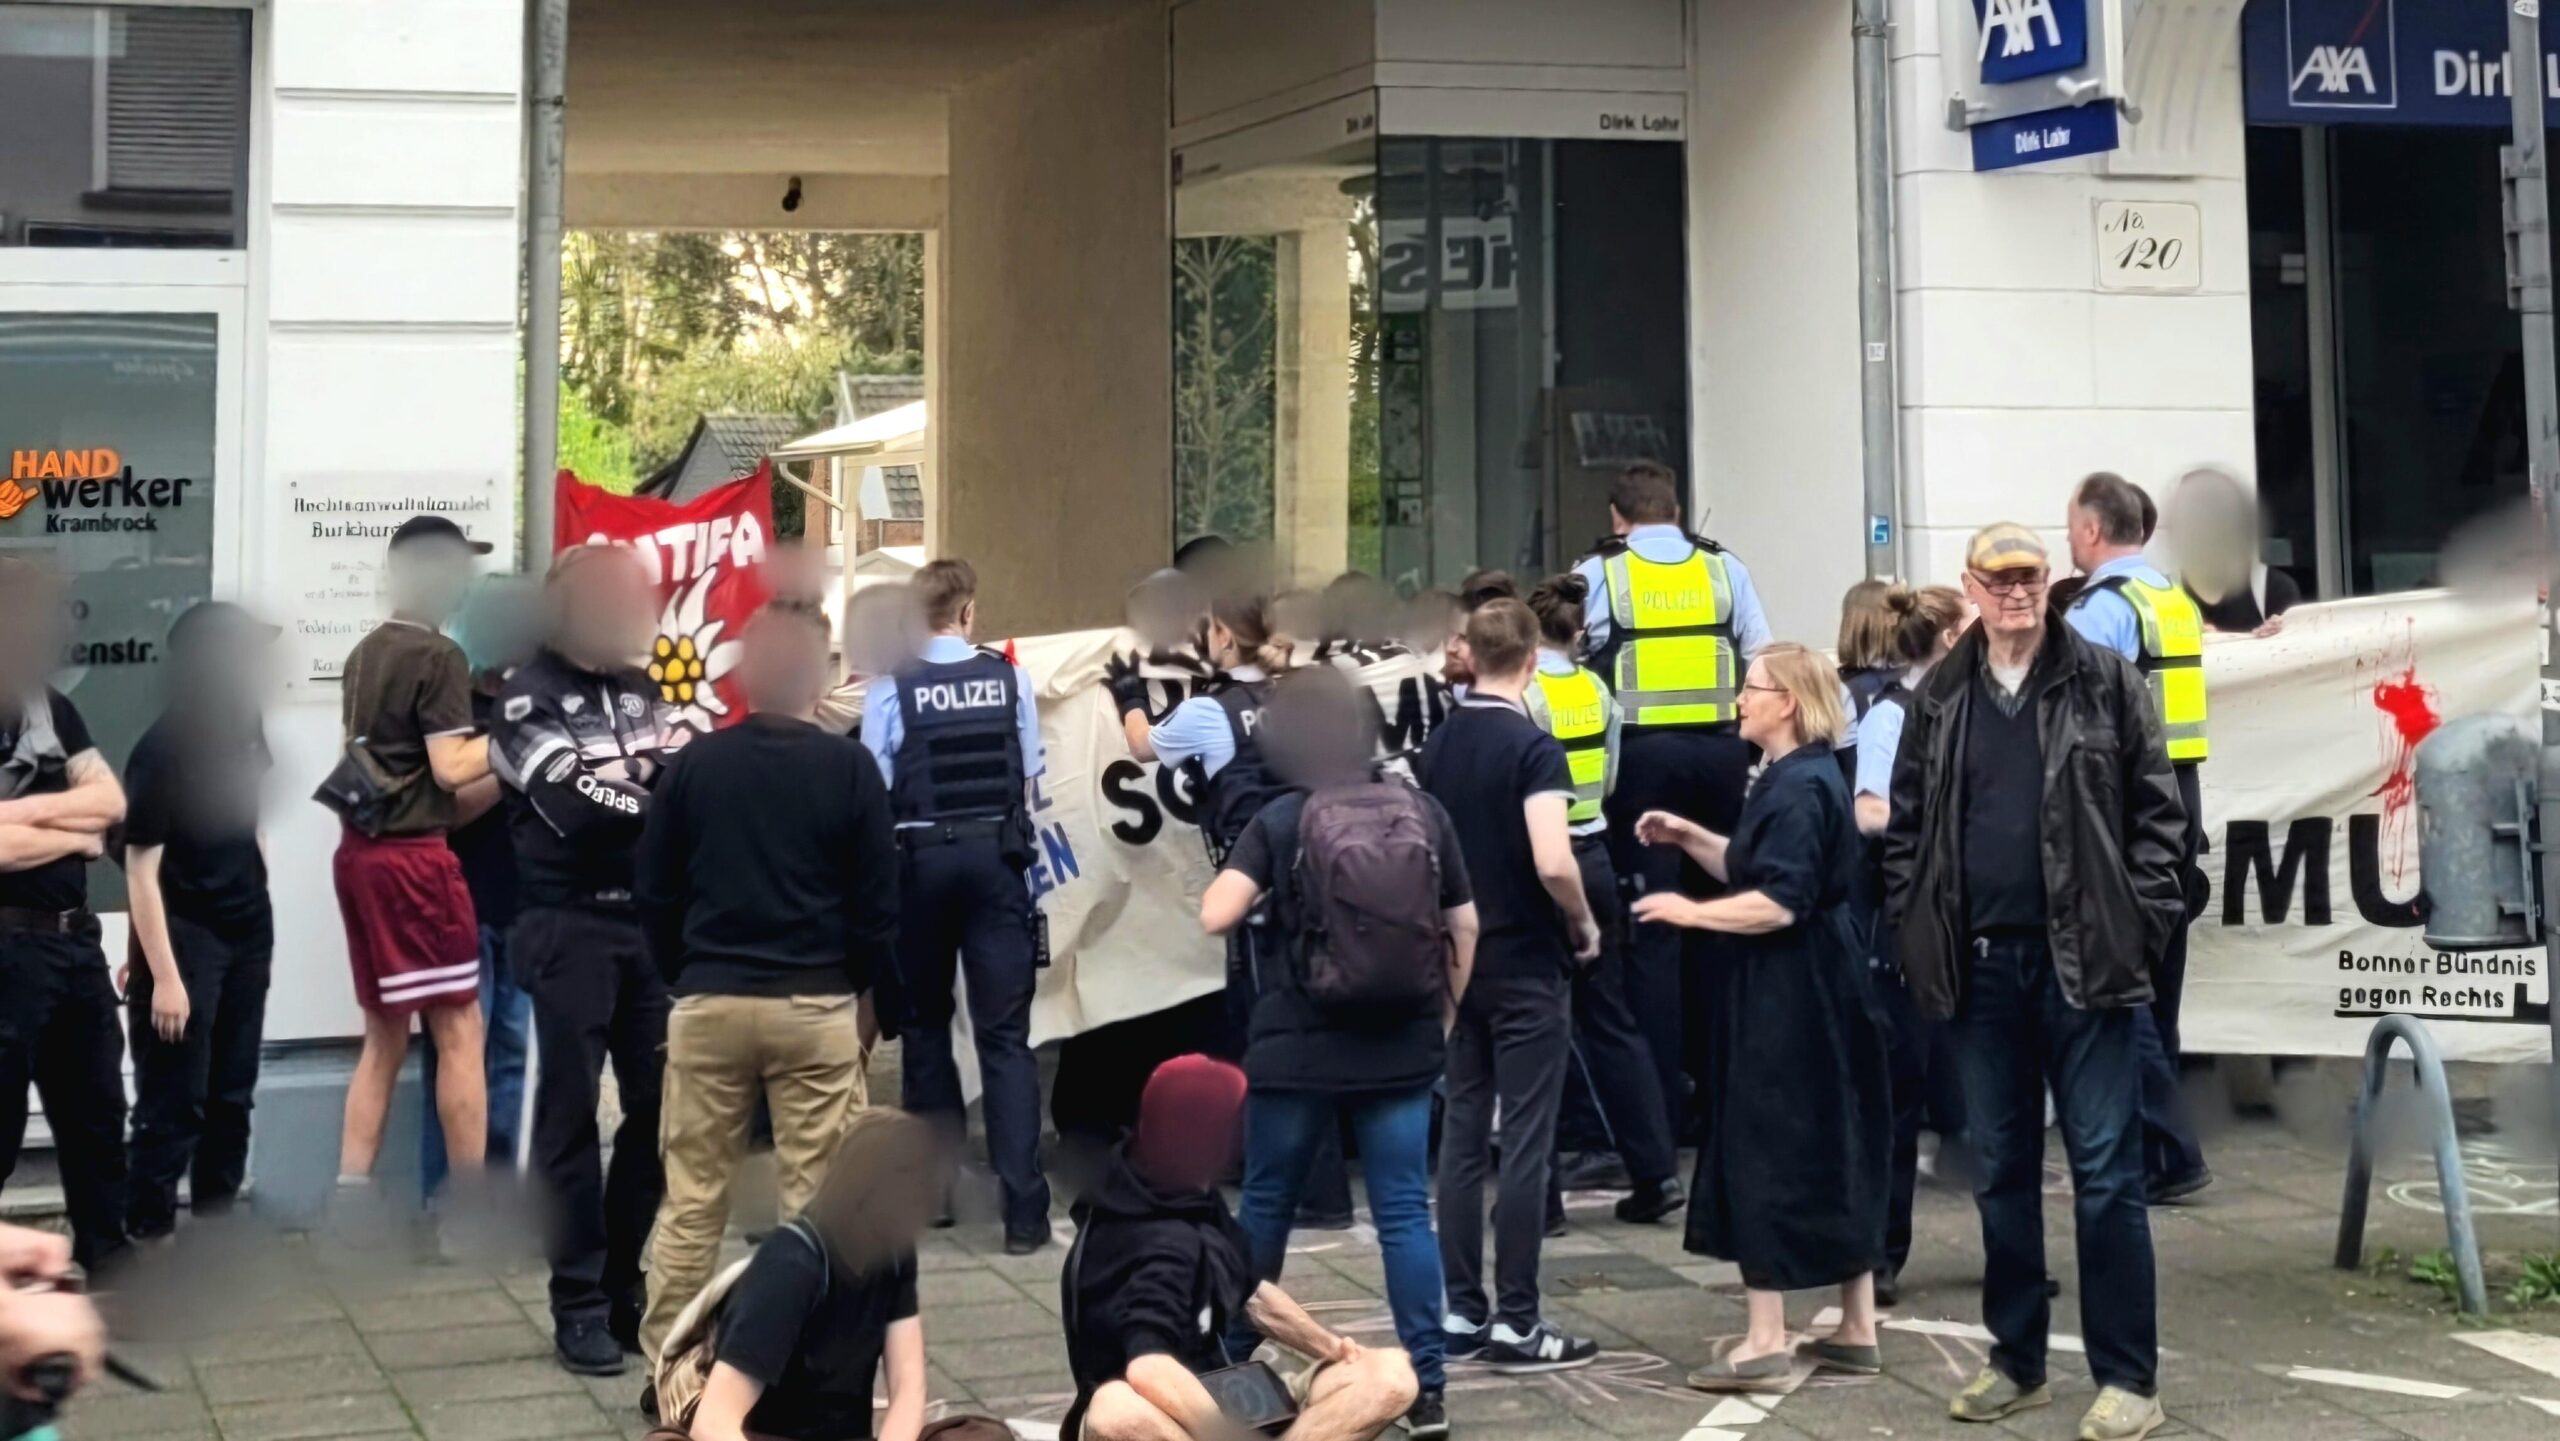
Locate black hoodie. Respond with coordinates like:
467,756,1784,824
1059,1153,1259,1438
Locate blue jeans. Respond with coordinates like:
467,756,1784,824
1951,935,2157,1396
421,925,532,1198
1230,1086,1444,1392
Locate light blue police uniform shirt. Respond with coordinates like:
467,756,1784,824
1572,523,1773,662
2063,554,2168,663
1145,663,1269,779
1853,688,1907,801
861,635,1045,792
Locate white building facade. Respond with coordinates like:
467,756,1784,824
1,0,521,1039
0,0,2517,1038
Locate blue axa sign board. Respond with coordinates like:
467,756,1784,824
1975,0,2091,85
2244,0,2560,127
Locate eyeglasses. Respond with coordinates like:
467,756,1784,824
1741,682,1788,695
1967,569,2048,597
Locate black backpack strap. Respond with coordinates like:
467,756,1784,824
782,1217,830,1302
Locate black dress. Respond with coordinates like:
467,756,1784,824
1683,744,1892,1291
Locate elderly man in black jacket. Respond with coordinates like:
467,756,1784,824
1882,523,2186,1441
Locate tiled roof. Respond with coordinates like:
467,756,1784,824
638,413,802,503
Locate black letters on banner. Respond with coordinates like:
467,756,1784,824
2346,813,2425,929
2221,818,2333,927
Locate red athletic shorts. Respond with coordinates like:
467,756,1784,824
332,828,481,1017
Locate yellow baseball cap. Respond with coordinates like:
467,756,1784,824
1965,522,2050,574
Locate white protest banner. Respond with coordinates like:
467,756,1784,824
2184,589,2549,1062
1004,630,1452,1045
1000,596,2546,1063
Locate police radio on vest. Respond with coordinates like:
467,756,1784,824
914,679,1007,712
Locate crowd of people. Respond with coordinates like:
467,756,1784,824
0,459,2297,1441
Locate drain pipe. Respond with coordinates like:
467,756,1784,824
522,0,569,567
1852,0,1902,580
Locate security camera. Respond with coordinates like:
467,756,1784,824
782,177,803,213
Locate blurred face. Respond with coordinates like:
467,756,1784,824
387,540,477,623
740,613,829,714
556,552,655,664
846,590,921,678
0,571,66,693
1965,565,2048,638
185,627,275,708
1736,657,1797,750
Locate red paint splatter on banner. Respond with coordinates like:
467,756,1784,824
2369,662,2441,885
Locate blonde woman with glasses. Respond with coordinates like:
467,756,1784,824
1632,643,1891,1392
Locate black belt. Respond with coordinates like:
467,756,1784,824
897,817,1011,848
526,888,636,913
0,907,95,937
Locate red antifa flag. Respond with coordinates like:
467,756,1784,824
555,466,775,734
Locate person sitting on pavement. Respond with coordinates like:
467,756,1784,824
1062,1055,1418,1441
667,1110,943,1441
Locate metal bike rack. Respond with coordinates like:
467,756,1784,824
2332,1014,2488,1317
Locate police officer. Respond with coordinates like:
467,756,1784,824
1571,461,1770,1134
490,545,685,1376
2063,471,2211,1205
1523,574,1683,1226
864,559,1053,1253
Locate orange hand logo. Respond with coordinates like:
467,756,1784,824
0,480,35,521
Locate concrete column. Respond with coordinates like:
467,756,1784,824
944,7,1171,636
1274,224,1353,586
1688,0,1867,641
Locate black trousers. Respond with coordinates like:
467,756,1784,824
1558,837,1677,1186
896,835,1050,1234
0,924,127,1271
514,906,666,1326
126,911,272,1239
1604,726,1753,1132
1439,968,1572,1331
2138,764,2209,1186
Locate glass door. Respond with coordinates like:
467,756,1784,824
0,284,245,906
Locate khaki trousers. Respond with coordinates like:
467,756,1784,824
641,992,865,1358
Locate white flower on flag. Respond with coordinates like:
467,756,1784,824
649,570,744,732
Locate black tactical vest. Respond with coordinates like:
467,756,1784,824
891,650,1026,823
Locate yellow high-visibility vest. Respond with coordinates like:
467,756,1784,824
1600,543,1739,727
1532,665,1611,826
2104,574,2209,764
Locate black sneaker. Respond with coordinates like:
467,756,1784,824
2148,1167,2213,1206
1614,1179,1685,1224
1442,1318,1488,1361
555,1317,626,1377
1481,1322,1599,1374
1556,1151,1633,1191
1004,1225,1051,1256
638,1381,660,1421
1873,1268,1902,1309
1406,1388,1450,1438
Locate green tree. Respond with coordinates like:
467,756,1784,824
556,381,636,494
1173,234,1278,545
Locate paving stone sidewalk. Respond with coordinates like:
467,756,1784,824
57,1111,2560,1441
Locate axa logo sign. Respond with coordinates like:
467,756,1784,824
2285,0,2398,109
1975,0,2088,86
